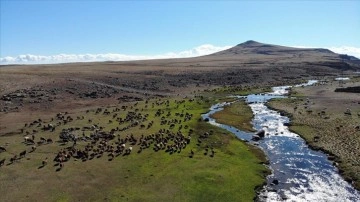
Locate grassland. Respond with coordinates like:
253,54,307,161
2,41,358,200
210,100,255,132
0,97,269,202
268,92,360,190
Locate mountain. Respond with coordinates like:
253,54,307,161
158,40,359,71
126,40,359,72
209,40,336,57
3,40,359,72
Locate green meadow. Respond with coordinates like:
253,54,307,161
0,97,269,201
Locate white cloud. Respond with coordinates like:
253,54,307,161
1,44,359,65
326,46,360,58
291,45,360,58
0,44,232,65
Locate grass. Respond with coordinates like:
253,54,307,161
268,97,360,190
0,97,269,201
210,100,255,132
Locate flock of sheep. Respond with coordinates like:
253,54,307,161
0,98,216,171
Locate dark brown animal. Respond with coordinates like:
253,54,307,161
19,150,26,158
42,157,48,167
10,155,17,164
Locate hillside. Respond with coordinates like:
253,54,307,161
1,40,360,135
107,40,360,72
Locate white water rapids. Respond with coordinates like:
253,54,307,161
202,80,360,201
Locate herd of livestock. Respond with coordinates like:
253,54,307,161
0,98,216,170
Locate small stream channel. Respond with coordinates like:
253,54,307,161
202,80,360,201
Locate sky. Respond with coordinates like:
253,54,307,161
1,0,359,64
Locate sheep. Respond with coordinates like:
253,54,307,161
24,137,35,145
204,148,208,156
30,146,36,152
189,149,194,158
210,149,215,157
42,157,48,167
0,146,6,152
47,138,53,144
108,152,115,160
124,146,132,155
59,162,64,170
24,136,31,142
19,150,26,158
10,155,17,164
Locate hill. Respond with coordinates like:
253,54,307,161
1,41,360,200
109,40,360,72
1,40,360,135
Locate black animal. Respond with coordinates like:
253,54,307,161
20,150,26,158
189,149,194,158
0,146,6,152
0,158,5,167
42,157,48,167
10,155,17,164
47,138,53,144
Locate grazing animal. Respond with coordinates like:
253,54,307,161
19,150,26,158
42,157,48,167
59,162,64,169
0,158,5,167
204,148,208,155
210,149,215,157
24,137,35,145
189,149,194,158
10,155,17,164
108,152,115,160
24,136,30,142
0,146,6,152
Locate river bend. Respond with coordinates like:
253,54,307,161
202,81,360,201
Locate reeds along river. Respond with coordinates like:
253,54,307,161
202,80,360,202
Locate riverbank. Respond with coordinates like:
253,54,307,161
267,81,360,190
0,97,270,201
210,100,256,133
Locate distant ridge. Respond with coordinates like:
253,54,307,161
238,40,264,47
209,40,336,57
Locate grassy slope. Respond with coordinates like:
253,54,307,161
210,100,256,132
267,98,360,190
0,98,269,202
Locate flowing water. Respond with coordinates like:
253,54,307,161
202,80,360,201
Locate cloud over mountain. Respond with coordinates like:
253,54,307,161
0,44,232,65
292,46,360,58
1,44,359,65
326,46,360,58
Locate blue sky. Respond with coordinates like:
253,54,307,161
1,0,359,64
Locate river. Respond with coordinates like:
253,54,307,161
202,80,360,201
